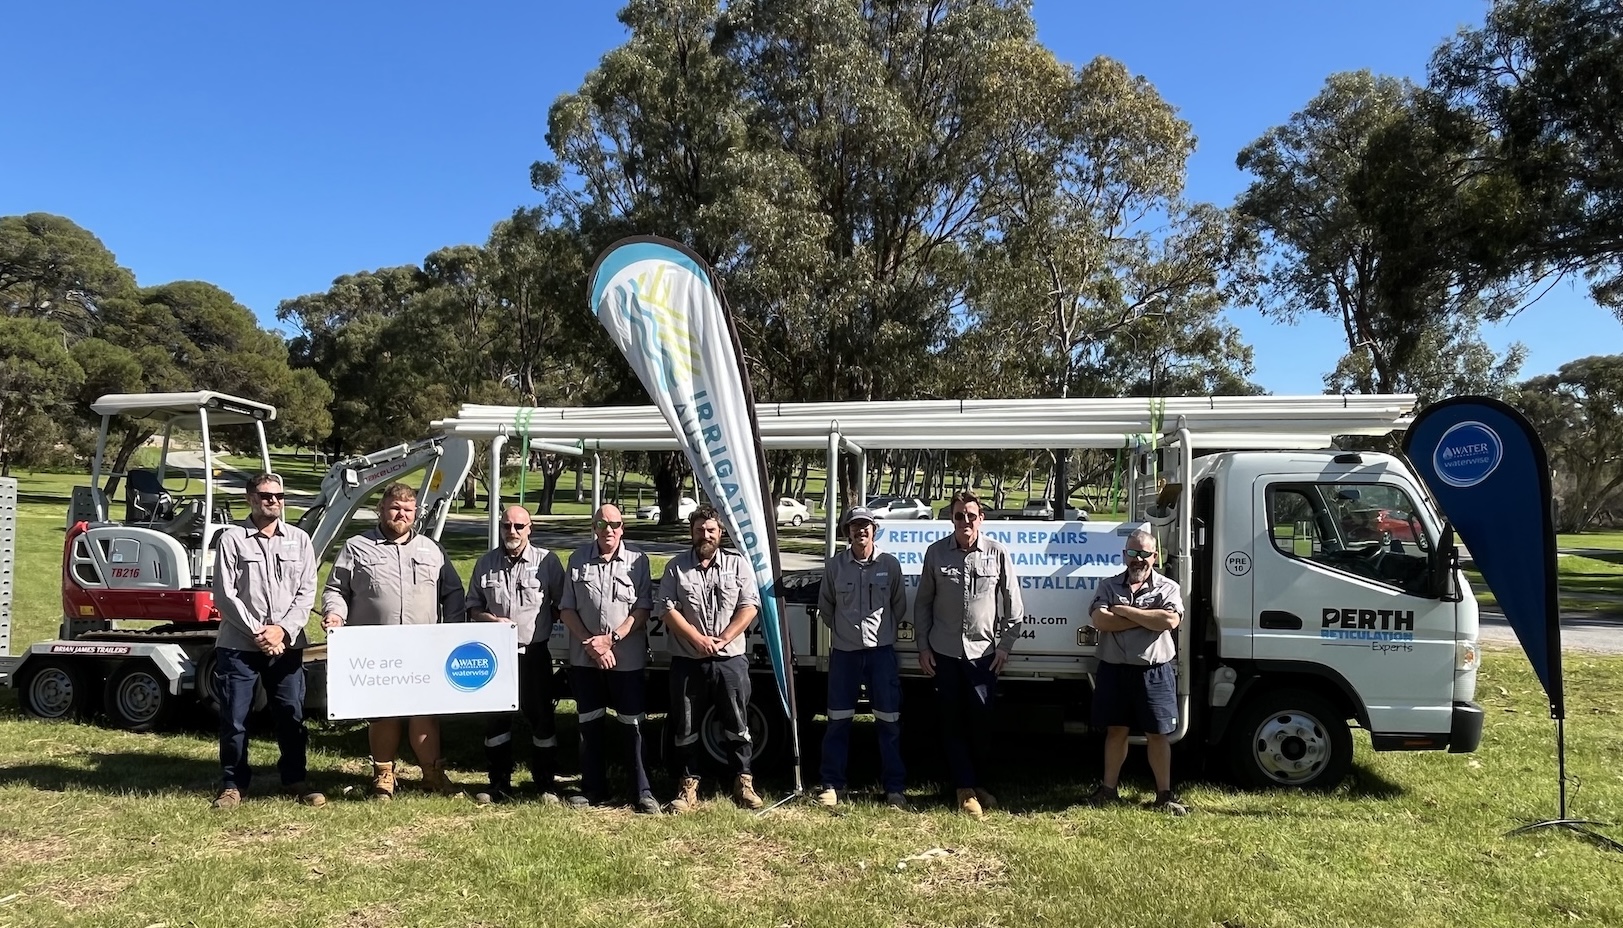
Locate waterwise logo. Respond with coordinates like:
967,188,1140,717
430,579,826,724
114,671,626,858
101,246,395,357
1433,421,1503,488
445,641,498,692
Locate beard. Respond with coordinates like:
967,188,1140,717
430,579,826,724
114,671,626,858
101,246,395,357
695,540,719,561
380,517,413,540
1127,560,1152,582
502,537,525,554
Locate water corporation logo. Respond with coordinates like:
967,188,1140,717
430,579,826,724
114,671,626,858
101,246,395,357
1434,420,1504,488
445,641,498,692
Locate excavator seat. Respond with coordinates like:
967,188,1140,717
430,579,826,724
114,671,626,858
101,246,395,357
123,470,206,544
124,469,176,524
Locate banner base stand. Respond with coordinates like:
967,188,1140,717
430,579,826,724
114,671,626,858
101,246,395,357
1506,717,1623,853
1506,818,1623,853
756,788,803,817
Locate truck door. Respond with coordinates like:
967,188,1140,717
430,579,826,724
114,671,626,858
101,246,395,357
1251,477,1456,736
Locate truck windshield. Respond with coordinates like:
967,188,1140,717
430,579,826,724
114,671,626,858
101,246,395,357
1266,481,1434,594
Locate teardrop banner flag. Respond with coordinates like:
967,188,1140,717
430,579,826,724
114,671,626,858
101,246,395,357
1403,396,1563,718
588,236,801,743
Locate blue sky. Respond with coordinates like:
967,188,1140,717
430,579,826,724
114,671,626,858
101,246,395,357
4,1,1616,394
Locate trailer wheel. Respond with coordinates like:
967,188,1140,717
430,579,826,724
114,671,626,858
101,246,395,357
103,662,177,733
17,659,91,721
1227,688,1352,790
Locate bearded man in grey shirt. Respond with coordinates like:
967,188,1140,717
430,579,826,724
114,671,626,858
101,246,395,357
210,473,321,809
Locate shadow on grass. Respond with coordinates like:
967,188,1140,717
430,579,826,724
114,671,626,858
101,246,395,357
0,749,220,793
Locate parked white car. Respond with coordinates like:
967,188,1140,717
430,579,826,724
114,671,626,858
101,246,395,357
776,497,811,526
1020,498,1087,520
866,496,932,519
636,496,698,521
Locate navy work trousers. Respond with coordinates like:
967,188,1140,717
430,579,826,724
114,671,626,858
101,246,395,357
215,646,308,792
820,645,905,794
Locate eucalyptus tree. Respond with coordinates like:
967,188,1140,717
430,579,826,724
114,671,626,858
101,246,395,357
1236,71,1530,402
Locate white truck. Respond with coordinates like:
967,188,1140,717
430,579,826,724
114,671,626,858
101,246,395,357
0,392,476,730
437,395,1481,789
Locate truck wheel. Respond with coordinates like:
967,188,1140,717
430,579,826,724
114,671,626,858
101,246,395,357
103,662,177,733
1227,689,1353,790
18,659,91,721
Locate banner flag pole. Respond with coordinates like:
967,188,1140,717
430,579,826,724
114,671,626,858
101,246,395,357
1404,396,1620,852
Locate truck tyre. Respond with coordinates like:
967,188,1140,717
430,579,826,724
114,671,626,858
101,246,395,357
17,659,91,721
103,662,177,733
1227,688,1352,791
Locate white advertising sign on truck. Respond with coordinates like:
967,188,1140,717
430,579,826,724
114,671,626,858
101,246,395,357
876,520,1151,655
325,623,519,720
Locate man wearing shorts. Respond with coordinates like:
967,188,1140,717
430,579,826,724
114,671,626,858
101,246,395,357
1085,528,1187,815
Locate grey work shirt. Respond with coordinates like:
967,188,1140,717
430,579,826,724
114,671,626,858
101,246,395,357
914,533,1024,660
658,547,760,660
1089,568,1183,666
818,547,906,651
560,541,653,670
465,543,564,649
322,529,466,627
212,519,317,652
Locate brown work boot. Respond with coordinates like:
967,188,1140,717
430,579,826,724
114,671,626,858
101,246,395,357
211,787,242,810
668,776,701,814
421,759,456,796
283,782,327,807
956,788,984,819
733,774,764,810
973,787,998,811
370,761,396,801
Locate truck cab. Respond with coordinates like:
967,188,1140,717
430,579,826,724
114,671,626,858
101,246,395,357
1174,449,1482,788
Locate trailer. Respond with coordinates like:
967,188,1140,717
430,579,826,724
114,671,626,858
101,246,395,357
2,393,475,730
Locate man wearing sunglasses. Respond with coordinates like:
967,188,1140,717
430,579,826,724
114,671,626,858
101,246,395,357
915,489,1023,819
210,474,322,809
465,505,565,804
558,503,658,813
1085,529,1187,815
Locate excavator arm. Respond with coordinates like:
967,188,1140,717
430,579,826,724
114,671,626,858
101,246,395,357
297,437,476,560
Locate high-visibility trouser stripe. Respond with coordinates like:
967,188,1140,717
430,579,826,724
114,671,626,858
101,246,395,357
827,708,857,721
533,736,558,748
614,713,644,726
578,708,608,723
725,729,752,743
484,732,512,748
873,710,900,723
674,733,700,747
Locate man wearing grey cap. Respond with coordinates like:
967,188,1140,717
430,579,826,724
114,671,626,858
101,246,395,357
815,506,909,809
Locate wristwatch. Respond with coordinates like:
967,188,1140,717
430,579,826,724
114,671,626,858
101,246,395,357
610,630,621,645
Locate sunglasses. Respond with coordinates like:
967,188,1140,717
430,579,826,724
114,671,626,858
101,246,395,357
595,519,624,530
1124,548,1157,560
256,492,286,501
952,512,981,524
499,521,532,531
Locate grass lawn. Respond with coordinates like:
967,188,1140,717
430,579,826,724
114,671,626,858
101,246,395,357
5,473,1623,926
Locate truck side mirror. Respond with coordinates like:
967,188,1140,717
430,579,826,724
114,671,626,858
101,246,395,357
1426,523,1462,602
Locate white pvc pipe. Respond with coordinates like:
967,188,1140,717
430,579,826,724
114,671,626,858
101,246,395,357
487,433,507,549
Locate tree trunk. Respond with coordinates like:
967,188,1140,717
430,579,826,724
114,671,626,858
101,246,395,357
102,426,154,500
654,452,682,525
